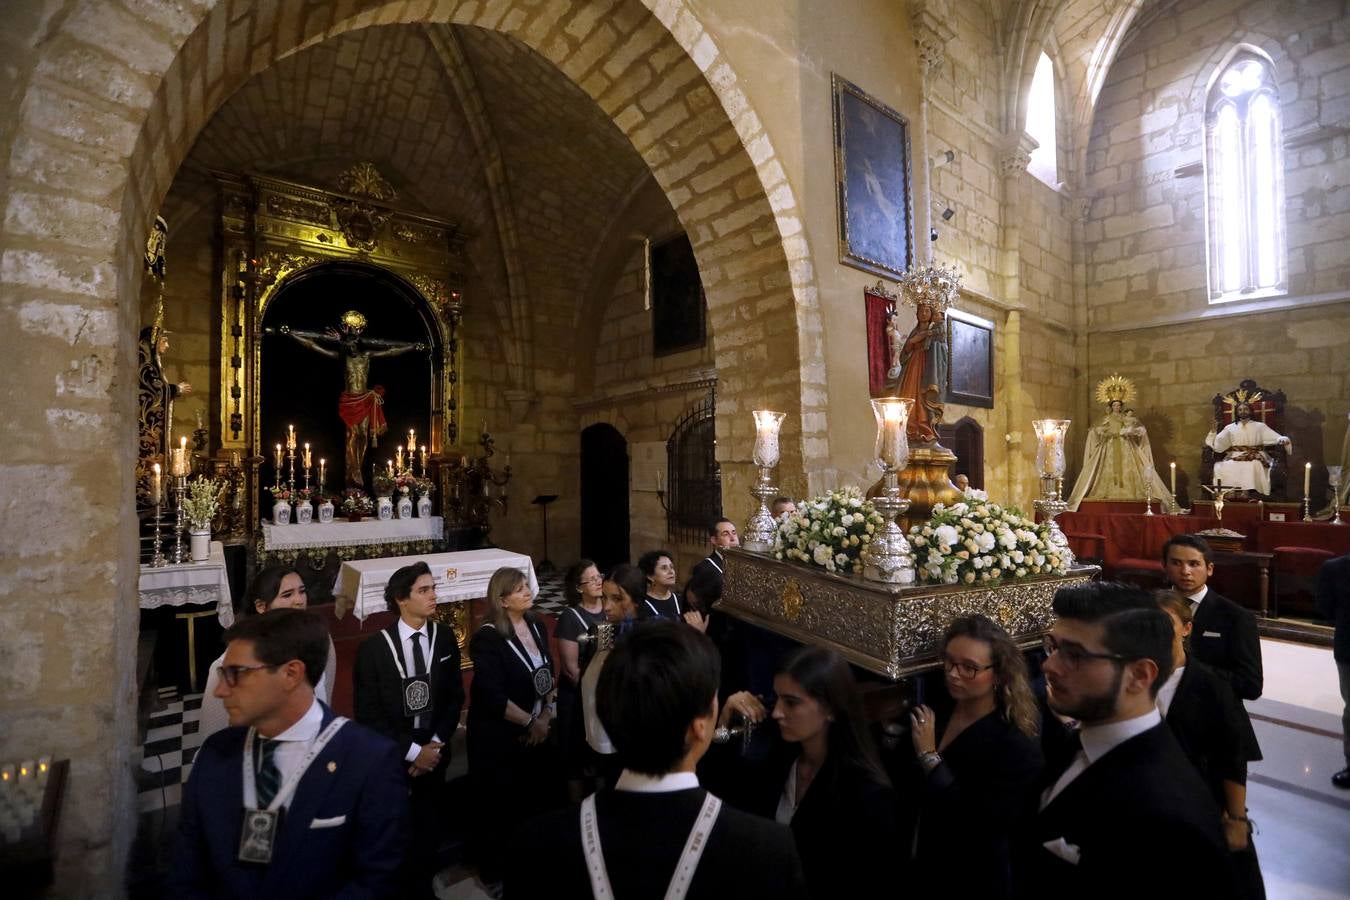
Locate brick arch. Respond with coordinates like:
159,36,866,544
0,4,825,886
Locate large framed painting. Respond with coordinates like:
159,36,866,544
946,307,995,408
649,232,706,357
832,73,915,279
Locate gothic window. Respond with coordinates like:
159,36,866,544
1026,52,1058,187
1205,51,1286,302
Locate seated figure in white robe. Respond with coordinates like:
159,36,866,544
1069,400,1175,511
1205,401,1291,496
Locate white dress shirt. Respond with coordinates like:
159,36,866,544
1040,708,1162,810
1156,665,1186,717
1187,585,1209,610
260,696,325,807
397,619,441,762
615,770,700,793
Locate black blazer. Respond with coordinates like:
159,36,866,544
1018,723,1233,900
506,786,809,900
467,617,554,756
1316,554,1350,662
915,711,1044,899
1165,656,1253,808
1190,588,1263,701
690,552,725,585
708,735,897,900
353,620,464,756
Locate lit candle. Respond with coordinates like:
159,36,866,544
881,404,906,468
420,445,428,474
303,443,312,469
396,445,405,470
319,458,326,489
752,410,786,469
1170,461,1177,496
275,443,283,471
408,429,416,451
151,462,162,505
287,424,296,450
1305,461,1312,497
387,459,394,476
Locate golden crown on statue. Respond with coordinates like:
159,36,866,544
1093,373,1137,406
340,309,368,331
896,261,962,312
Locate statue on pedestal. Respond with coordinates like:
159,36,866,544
270,310,426,488
1068,375,1174,511
1205,400,1291,497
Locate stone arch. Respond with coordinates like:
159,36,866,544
0,3,824,888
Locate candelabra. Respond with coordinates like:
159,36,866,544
170,474,188,563
1031,419,1075,566
149,501,167,567
1330,466,1344,525
743,410,786,553
862,398,916,585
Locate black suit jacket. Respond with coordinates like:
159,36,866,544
506,786,809,900
690,552,725,585
168,702,408,899
1018,723,1232,900
353,620,464,755
1316,554,1350,662
915,711,1044,899
1189,588,1263,700
466,617,554,762
1165,656,1254,809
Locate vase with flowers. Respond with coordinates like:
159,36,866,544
183,476,223,560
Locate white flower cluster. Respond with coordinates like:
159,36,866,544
908,497,1068,586
772,487,887,574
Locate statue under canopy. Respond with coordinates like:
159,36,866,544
1068,375,1174,511
886,266,952,444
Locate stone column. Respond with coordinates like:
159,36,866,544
910,0,955,261
997,136,1036,510
1071,194,1094,473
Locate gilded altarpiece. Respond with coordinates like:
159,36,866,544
213,166,467,537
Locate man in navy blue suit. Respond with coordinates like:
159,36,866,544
169,608,408,899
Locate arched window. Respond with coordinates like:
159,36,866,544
1026,52,1058,187
1205,51,1286,301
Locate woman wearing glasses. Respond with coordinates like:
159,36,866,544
707,645,897,900
554,559,608,800
197,566,335,741
909,614,1044,898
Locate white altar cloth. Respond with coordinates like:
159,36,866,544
138,540,234,626
335,548,539,622
259,516,443,552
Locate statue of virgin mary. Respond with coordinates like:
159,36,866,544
1068,375,1175,511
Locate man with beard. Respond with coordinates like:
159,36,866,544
1020,582,1232,898
1206,400,1291,497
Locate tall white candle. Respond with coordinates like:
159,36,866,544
1170,461,1177,496
151,463,162,505
1305,461,1312,497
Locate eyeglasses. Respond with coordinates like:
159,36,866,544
943,656,994,679
580,576,604,586
217,663,279,687
1041,634,1127,669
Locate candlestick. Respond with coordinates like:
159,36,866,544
408,429,416,451
420,445,428,475
860,399,916,584
1169,461,1177,497
151,462,162,506
397,445,405,471
319,458,326,493
1304,461,1312,497
303,443,312,469
287,423,296,450
274,443,283,473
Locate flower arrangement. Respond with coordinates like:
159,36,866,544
908,497,1069,586
182,476,223,530
395,473,417,494
295,487,314,504
340,489,375,517
771,487,887,574
268,484,294,504
413,476,435,496
372,472,396,497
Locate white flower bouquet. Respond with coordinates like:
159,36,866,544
182,476,223,530
908,497,1068,586
772,487,887,575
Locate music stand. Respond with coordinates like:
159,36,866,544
532,495,558,573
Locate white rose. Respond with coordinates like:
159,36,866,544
835,552,848,565
963,571,976,584
935,524,960,548
1012,550,1025,564
813,545,832,565
976,531,996,552
1015,567,1027,577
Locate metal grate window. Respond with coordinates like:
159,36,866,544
666,392,720,544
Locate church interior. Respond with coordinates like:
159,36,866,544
1,0,1348,896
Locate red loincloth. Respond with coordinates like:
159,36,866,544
338,387,387,439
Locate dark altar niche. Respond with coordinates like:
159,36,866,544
260,263,436,494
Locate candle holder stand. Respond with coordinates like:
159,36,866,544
170,475,188,564
1302,496,1313,523
149,502,167,568
1331,469,1344,525
742,466,780,553
1033,476,1075,567
861,466,916,585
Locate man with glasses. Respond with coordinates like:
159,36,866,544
169,608,407,898
1023,583,1232,896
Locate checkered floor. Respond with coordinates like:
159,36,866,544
134,570,568,812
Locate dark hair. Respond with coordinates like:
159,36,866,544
597,621,721,775
242,565,301,617
385,561,432,613
683,566,722,611
1051,582,1175,696
1161,533,1213,566
942,615,1039,738
707,517,734,537
637,549,674,578
604,564,648,615
564,559,599,606
224,608,329,688
777,646,889,788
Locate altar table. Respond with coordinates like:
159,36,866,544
335,548,539,622
137,540,234,627
256,517,446,603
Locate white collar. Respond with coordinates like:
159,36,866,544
269,696,324,743
1186,585,1208,606
397,618,429,644
1079,708,1161,765
615,770,700,793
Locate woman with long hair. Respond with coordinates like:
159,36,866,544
197,566,335,740
909,614,1044,898
554,559,608,799
710,645,897,899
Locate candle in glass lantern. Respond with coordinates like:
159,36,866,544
751,410,787,469
1305,461,1312,497
870,398,912,470
151,463,162,505
1170,461,1177,496
1031,420,1071,478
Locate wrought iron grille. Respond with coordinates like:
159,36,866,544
666,391,721,544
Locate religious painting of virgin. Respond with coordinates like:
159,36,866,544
649,232,707,357
946,307,995,409
832,73,915,279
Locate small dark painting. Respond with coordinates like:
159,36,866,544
650,233,706,357
946,308,994,408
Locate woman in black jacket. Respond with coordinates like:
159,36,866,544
710,645,898,900
909,614,1044,899
466,566,559,894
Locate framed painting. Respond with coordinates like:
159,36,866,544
863,283,899,397
832,73,915,279
649,232,706,357
946,307,995,408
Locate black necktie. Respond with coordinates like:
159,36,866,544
411,631,427,676
256,738,281,807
